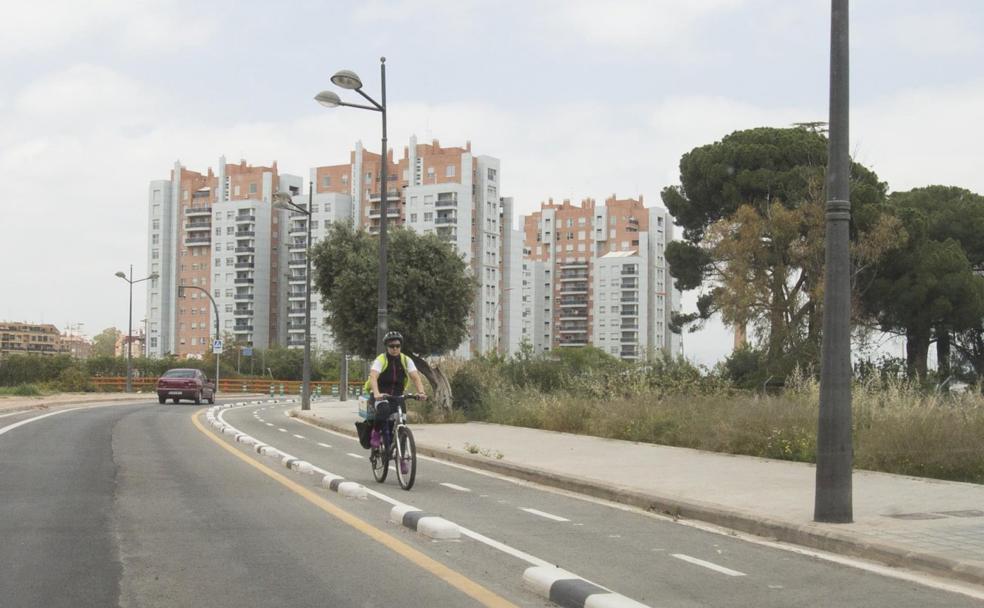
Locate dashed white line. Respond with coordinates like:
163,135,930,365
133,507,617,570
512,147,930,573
672,554,746,577
317,442,332,448
278,428,288,433
440,482,472,492
265,423,274,427
521,508,569,522
346,453,364,459
293,434,305,439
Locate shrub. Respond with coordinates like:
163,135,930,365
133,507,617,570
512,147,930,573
0,384,43,396
57,367,93,392
450,363,485,415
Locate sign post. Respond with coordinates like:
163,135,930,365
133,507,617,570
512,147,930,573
213,339,223,398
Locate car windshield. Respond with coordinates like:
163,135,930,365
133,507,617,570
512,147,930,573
163,370,197,378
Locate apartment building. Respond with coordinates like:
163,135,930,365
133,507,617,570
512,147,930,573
0,322,64,357
312,137,511,357
521,196,679,360
147,157,294,358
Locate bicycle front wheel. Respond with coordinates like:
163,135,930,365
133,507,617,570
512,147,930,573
395,426,417,490
370,446,388,483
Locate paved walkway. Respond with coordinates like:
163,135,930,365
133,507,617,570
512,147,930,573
294,398,984,588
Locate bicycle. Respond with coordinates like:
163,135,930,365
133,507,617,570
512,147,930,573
367,393,421,490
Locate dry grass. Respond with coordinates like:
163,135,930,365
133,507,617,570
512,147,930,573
455,359,984,483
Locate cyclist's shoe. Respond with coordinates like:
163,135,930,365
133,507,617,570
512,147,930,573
400,458,410,475
370,429,381,448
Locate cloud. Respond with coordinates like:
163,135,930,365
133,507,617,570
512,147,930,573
0,0,215,57
887,12,982,57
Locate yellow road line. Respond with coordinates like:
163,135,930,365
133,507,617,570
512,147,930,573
191,410,517,608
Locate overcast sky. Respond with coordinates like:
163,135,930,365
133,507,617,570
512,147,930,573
1,0,982,366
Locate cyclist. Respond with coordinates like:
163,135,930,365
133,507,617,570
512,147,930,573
367,331,427,450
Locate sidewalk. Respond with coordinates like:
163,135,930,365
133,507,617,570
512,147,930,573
294,398,984,587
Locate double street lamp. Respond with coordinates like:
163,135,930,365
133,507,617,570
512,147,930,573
316,58,389,355
273,186,314,411
115,265,159,393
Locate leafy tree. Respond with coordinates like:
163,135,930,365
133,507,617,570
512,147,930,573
661,126,891,376
311,223,477,409
91,327,121,357
861,187,984,380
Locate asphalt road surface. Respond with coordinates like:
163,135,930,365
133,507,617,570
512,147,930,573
1,399,982,608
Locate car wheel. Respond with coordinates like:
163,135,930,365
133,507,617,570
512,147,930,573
207,390,215,405
194,390,202,405
172,397,180,404
158,394,166,404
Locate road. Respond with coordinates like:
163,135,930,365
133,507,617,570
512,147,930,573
1,399,982,607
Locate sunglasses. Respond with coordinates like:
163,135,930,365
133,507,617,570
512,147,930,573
386,343,402,349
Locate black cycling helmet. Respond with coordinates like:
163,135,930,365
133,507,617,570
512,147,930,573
383,330,403,346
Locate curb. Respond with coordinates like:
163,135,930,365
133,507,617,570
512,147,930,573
292,410,984,588
524,566,647,608
390,505,460,540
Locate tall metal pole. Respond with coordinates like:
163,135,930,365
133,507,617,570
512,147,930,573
126,264,133,393
376,56,388,355
302,183,313,410
815,0,853,523
340,354,348,401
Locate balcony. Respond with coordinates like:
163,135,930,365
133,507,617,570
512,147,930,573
234,293,254,301
434,215,456,225
234,277,254,285
560,271,589,281
235,230,255,238
233,325,254,333
184,221,211,231
287,338,307,347
368,207,401,218
620,296,639,303
621,332,638,343
234,262,254,269
235,246,255,253
559,282,589,294
621,267,639,276
435,195,457,208
235,215,255,223
621,322,639,330
289,222,307,234
185,206,212,217
288,256,306,267
621,279,639,289
560,262,588,269
287,272,306,283
287,307,306,316
288,239,307,250
233,308,254,317
621,307,639,317
559,298,588,307
287,321,306,330
620,349,640,359
558,339,588,347
558,310,588,320
186,235,211,245
288,290,306,300
558,325,588,333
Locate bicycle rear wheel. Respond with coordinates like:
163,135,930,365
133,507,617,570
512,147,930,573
395,426,416,490
370,445,388,483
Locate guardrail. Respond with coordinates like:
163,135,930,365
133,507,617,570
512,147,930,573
89,377,363,395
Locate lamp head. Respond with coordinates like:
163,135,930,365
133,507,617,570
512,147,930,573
330,69,363,90
271,192,293,210
115,271,127,279
148,272,160,280
314,90,341,108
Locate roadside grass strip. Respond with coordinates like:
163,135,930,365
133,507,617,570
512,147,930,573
210,401,653,608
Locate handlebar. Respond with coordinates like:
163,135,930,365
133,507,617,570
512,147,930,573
376,393,425,401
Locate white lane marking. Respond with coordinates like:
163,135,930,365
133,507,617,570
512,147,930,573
265,423,274,427
317,442,332,448
440,482,472,492
278,428,288,433
521,508,569,522
672,554,746,577
346,453,364,459
293,434,305,439
0,408,78,436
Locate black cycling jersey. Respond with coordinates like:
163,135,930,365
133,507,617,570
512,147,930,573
376,353,407,396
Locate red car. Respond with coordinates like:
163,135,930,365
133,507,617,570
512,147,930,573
157,368,215,404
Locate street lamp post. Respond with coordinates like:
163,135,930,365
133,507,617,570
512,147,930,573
115,265,159,393
178,284,221,398
316,57,389,355
273,187,313,410
815,0,853,523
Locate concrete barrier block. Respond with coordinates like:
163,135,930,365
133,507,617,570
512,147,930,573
417,517,460,540
338,482,367,499
390,505,419,525
321,474,343,489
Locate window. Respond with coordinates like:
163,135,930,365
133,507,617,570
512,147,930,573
342,174,348,184
487,168,497,181
226,258,234,265
410,213,417,222
234,185,241,196
424,212,433,222
446,165,455,177
225,304,233,312
324,219,331,229
152,234,159,245
152,249,159,259
215,228,221,236
365,172,372,180
249,183,257,194
226,226,234,235
312,204,319,213
226,211,233,220
182,191,189,201
322,176,330,188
